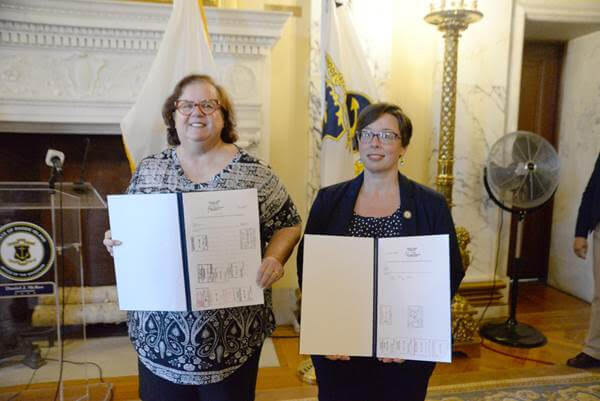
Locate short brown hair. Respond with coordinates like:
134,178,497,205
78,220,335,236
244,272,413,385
353,102,412,150
162,74,238,146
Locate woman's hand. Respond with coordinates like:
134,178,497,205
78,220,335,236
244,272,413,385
256,256,284,288
378,357,405,364
103,230,122,257
325,355,350,361
257,225,301,288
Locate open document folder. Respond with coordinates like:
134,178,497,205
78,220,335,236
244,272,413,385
107,189,263,312
300,234,451,363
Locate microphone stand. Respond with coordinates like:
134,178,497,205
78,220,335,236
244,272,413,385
48,169,60,190
73,137,91,194
48,161,63,190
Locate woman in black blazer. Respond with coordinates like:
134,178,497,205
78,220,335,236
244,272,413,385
297,102,464,401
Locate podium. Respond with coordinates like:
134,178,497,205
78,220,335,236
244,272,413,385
0,182,112,401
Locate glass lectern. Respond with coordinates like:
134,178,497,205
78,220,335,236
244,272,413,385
0,182,111,401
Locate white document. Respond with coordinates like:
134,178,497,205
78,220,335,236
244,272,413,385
107,189,263,312
300,234,451,363
107,193,186,311
181,189,263,310
377,235,451,362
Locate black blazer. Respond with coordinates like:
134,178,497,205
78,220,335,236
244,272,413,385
575,152,600,237
297,172,465,298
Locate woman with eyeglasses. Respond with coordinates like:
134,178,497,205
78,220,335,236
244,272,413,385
297,102,464,401
103,74,301,401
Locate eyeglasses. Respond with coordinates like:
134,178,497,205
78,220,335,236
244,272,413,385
358,129,401,144
175,99,220,116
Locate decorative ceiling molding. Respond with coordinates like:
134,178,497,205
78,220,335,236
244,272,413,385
0,20,162,53
0,0,290,54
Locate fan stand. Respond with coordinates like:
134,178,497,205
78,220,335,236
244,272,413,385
479,172,548,348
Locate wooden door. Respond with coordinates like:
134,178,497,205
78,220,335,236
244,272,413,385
508,41,563,280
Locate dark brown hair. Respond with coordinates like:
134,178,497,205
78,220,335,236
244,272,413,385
162,74,237,146
353,102,413,150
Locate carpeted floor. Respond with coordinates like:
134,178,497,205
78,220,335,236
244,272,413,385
274,372,600,401
425,372,600,400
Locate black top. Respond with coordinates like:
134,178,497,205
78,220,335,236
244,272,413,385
347,208,404,238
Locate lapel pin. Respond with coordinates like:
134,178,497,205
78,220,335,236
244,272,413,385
403,210,412,219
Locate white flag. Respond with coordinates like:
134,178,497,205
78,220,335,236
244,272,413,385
320,0,378,187
121,0,217,170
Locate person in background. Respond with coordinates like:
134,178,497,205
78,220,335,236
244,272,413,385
568,152,600,369
103,74,301,401
297,102,464,401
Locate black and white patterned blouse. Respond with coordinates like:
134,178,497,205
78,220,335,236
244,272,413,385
125,147,301,385
347,207,403,238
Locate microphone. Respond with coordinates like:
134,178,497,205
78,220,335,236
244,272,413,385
46,149,65,189
45,149,65,174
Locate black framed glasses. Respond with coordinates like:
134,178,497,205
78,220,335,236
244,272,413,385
358,129,401,144
175,99,220,116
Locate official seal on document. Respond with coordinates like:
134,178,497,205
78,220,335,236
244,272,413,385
0,222,55,282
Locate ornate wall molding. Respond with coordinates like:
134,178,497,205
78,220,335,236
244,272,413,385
0,0,289,55
0,0,290,161
0,20,163,53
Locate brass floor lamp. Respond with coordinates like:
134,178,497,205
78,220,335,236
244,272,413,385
424,0,482,347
